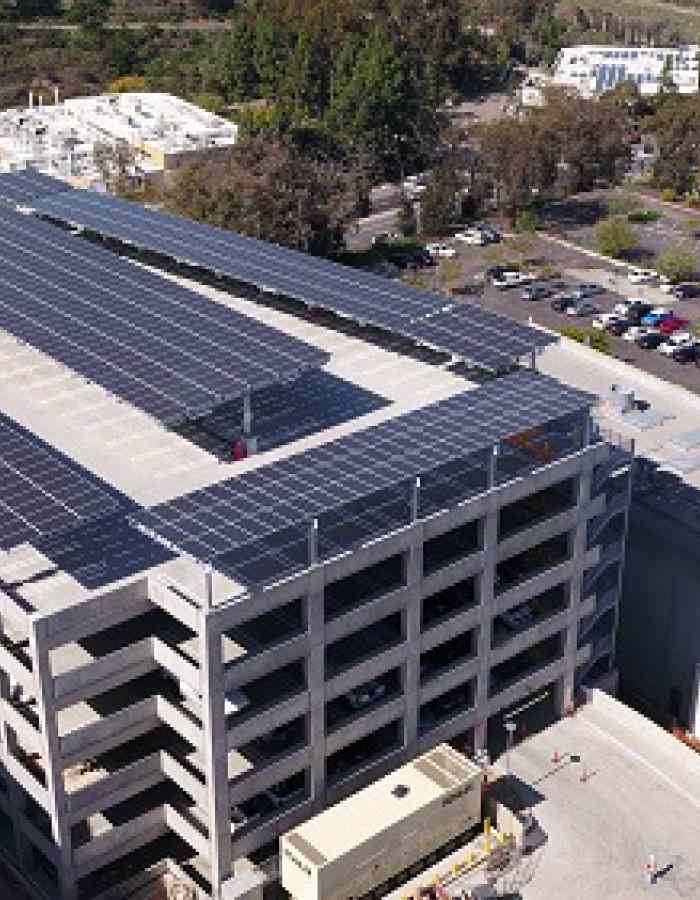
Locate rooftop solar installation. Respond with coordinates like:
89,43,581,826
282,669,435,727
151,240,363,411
133,370,595,562
0,206,328,424
0,412,123,550
30,189,556,367
0,169,73,205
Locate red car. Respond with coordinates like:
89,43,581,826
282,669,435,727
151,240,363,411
658,317,690,335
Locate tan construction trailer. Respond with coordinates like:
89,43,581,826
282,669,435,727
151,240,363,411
281,744,482,900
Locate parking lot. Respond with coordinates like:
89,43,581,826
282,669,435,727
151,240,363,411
426,218,700,396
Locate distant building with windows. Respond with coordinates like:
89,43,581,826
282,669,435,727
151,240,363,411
552,45,700,98
520,46,700,107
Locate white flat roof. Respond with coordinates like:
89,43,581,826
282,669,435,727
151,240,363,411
286,745,481,864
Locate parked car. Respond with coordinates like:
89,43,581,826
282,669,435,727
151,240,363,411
521,285,552,301
638,332,666,349
371,232,401,246
658,317,690,335
592,313,620,330
265,775,306,809
566,299,599,317
493,270,534,289
345,679,387,710
613,299,651,318
658,275,675,293
551,294,577,312
672,344,700,363
500,603,534,631
455,229,487,246
672,283,700,300
425,242,456,258
658,332,695,355
607,319,633,337
485,265,510,283
572,282,604,298
641,310,673,327
628,267,659,284
623,325,651,343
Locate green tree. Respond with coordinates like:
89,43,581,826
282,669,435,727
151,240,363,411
657,244,697,283
419,158,462,236
166,134,359,255
253,16,291,99
652,95,700,195
596,216,639,259
395,198,417,237
209,19,257,102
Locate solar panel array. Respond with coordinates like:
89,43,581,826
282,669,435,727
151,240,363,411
0,169,73,205
0,413,123,550
133,370,595,562
30,189,557,367
407,306,554,371
0,206,328,424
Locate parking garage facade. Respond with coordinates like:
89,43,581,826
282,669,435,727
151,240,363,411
0,417,632,900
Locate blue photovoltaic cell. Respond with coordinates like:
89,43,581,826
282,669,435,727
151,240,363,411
0,413,124,550
30,188,558,367
0,169,73,205
0,205,328,424
133,370,595,561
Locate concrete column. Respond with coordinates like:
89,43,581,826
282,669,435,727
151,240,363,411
242,388,252,436
0,616,31,868
690,662,700,740
403,519,424,749
487,444,499,490
558,466,594,712
610,455,635,673
199,609,232,894
474,505,498,753
30,618,77,900
307,566,326,812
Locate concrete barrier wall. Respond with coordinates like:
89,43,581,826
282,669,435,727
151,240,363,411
68,753,163,823
53,640,154,705
60,697,158,760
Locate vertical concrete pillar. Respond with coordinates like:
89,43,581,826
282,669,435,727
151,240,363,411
307,564,326,812
403,515,424,749
199,609,232,894
558,466,594,713
0,616,31,868
242,388,252,436
690,662,700,740
487,444,499,490
474,503,498,753
610,451,635,673
30,618,77,900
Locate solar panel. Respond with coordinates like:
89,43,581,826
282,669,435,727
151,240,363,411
0,413,124,550
133,370,595,562
407,305,557,369
0,206,328,424
30,189,557,367
0,169,73,205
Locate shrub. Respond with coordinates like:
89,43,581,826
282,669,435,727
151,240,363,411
661,188,678,202
596,216,640,259
107,75,148,94
657,245,697,283
560,325,586,343
560,326,609,354
515,208,541,232
627,209,661,224
607,194,639,216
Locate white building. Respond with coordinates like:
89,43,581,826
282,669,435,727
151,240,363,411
0,91,237,187
552,45,700,98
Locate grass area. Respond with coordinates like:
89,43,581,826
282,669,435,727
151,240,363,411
627,209,662,224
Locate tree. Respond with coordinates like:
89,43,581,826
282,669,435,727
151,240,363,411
208,19,257,102
478,116,557,225
596,216,639,259
93,140,137,196
652,95,700,195
395,198,417,237
166,134,359,255
536,88,631,192
657,244,697,283
419,157,463,236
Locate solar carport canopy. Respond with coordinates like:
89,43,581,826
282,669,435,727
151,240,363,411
0,206,328,424
31,189,556,365
0,412,122,550
133,370,595,562
0,169,73,205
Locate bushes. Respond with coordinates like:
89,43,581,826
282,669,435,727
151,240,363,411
657,245,697,283
515,208,541,232
660,188,678,202
596,215,639,259
560,326,610,354
627,209,661,224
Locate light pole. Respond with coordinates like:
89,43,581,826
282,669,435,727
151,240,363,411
504,720,517,776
